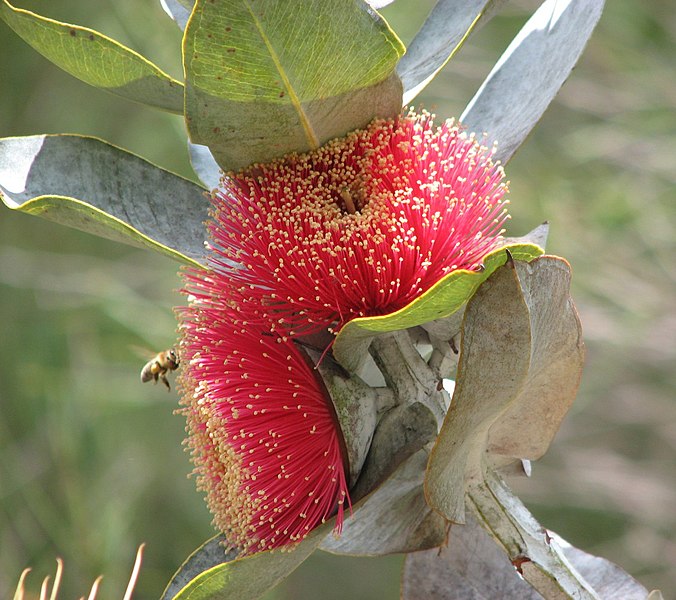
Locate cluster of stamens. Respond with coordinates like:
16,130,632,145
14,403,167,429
178,111,509,554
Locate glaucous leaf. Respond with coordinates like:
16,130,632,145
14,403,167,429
500,221,549,250
350,401,438,502
551,532,658,600
316,354,382,487
332,243,543,373
425,258,530,524
168,522,332,600
402,514,654,600
162,536,237,600
425,256,583,522
0,0,184,113
465,469,621,597
398,0,508,105
0,135,209,266
461,0,605,163
320,450,447,556
401,514,544,600
188,142,222,190
160,0,192,30
183,0,405,171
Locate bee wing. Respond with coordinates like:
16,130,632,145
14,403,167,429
130,344,156,361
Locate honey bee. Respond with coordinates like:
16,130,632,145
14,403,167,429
140,348,180,391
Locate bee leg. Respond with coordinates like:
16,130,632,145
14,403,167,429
160,373,171,391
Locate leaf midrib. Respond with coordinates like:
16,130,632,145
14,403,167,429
243,0,319,149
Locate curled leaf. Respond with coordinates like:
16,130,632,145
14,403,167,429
333,243,543,374
425,256,584,521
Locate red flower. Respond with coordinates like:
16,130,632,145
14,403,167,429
207,111,509,336
178,300,349,554
178,112,509,553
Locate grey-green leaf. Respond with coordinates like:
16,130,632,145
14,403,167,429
183,0,405,172
188,142,222,190
1,0,184,113
402,514,653,600
551,532,657,600
398,0,508,105
160,0,192,30
320,450,447,556
0,135,209,266
461,0,604,163
401,514,544,600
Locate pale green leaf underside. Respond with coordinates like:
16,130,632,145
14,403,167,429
162,535,237,599
332,243,543,373
461,0,604,163
169,522,332,600
183,0,405,171
0,0,184,113
0,135,209,266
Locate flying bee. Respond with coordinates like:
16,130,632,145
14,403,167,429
140,348,180,391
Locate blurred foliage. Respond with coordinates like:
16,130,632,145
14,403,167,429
1,0,674,597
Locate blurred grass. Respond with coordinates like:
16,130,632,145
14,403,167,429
1,0,674,597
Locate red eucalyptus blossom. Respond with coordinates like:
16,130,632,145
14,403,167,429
179,302,349,554
179,112,510,554
207,111,509,336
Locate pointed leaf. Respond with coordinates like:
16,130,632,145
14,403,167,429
168,522,331,599
183,0,405,171
425,256,584,523
162,535,237,600
320,450,447,556
0,135,209,266
398,0,508,105
0,0,184,113
461,0,604,163
332,243,543,373
551,532,657,600
500,221,549,250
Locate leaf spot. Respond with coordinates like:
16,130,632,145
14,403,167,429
511,555,531,575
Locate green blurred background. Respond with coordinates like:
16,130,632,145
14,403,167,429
1,0,674,597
